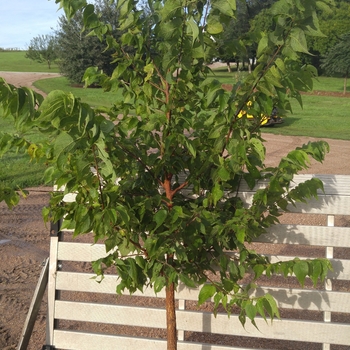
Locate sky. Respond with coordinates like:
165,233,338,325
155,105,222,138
0,0,64,50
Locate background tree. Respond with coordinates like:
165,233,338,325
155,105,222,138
216,0,277,72
55,0,120,84
300,1,350,72
216,20,245,72
25,34,58,69
0,0,333,349
321,32,350,94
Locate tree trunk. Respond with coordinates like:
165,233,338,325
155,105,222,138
248,60,252,74
166,281,177,350
226,62,231,73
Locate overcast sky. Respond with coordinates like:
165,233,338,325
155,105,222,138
0,0,64,49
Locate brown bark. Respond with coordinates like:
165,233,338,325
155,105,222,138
166,281,177,350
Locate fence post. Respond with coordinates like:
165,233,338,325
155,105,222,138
178,299,185,341
17,258,49,350
323,214,334,350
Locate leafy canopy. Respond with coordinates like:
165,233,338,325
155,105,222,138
321,32,350,78
0,0,333,330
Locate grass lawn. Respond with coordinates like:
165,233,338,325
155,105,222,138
208,67,350,140
0,50,60,73
208,66,249,85
262,95,350,140
0,118,48,188
312,76,349,93
33,77,123,107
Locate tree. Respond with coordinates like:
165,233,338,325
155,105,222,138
0,0,333,349
25,34,58,69
300,1,350,72
55,0,120,83
308,1,350,56
216,19,246,72
216,0,279,73
321,32,350,94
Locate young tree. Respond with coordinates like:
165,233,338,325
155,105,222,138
0,0,333,349
321,32,350,94
25,34,58,69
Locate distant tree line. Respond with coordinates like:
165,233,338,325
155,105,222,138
25,0,350,84
0,47,22,51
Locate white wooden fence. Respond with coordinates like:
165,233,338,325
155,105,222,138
43,174,350,350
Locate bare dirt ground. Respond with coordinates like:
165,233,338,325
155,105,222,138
0,72,350,350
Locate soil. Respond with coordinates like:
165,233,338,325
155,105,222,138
0,72,350,350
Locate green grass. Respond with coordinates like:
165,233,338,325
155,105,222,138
33,77,123,107
312,76,349,93
208,67,350,140
262,95,350,140
0,118,48,188
0,51,60,72
208,66,249,85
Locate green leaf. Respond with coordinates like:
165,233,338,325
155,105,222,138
95,137,116,181
184,138,196,157
253,264,265,279
293,260,309,287
39,90,68,123
263,293,280,320
55,0,87,20
154,276,166,293
153,209,168,230
249,138,265,162
238,310,246,328
236,227,246,244
206,17,223,35
83,4,100,30
212,183,224,205
144,63,154,82
310,260,322,287
289,28,309,54
179,273,197,288
187,17,199,45
53,132,74,155
116,205,130,228
160,0,182,20
256,299,267,322
198,284,216,305
212,0,235,17
257,34,268,58
245,302,257,321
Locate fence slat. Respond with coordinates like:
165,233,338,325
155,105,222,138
53,330,255,350
55,271,350,313
256,225,350,247
53,330,166,350
53,301,350,345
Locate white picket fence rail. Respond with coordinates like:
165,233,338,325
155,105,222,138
44,174,350,350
